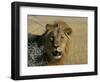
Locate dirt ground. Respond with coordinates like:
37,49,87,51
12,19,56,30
28,15,88,65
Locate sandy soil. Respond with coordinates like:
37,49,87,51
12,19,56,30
28,15,88,65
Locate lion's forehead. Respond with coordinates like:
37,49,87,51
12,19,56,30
48,22,68,32
51,27,65,35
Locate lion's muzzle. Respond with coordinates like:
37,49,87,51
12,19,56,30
52,47,63,60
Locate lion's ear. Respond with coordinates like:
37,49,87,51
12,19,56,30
64,27,72,35
46,24,51,31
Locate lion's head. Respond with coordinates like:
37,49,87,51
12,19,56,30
42,21,72,64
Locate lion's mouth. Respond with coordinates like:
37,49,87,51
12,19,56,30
53,51,61,56
52,51,62,60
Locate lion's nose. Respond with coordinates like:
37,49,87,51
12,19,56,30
54,45,59,49
54,43,59,47
54,47,61,52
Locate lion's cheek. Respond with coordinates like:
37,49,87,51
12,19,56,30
60,42,69,58
60,43,67,52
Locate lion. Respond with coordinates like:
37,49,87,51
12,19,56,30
41,21,72,65
28,21,72,66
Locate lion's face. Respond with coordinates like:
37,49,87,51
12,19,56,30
43,21,72,63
